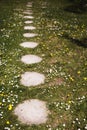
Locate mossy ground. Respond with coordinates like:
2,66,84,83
0,0,87,130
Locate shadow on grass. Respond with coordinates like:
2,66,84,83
64,4,87,14
62,34,87,48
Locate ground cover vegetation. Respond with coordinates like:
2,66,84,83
0,0,87,130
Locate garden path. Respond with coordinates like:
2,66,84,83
14,2,50,125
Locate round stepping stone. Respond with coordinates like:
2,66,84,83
20,42,38,48
23,11,33,15
24,26,36,30
23,33,37,38
26,4,32,7
14,8,23,11
0,60,2,65
21,55,42,64
24,16,34,19
25,9,32,12
14,99,49,125
24,21,33,24
42,6,47,9
27,2,33,4
20,72,45,87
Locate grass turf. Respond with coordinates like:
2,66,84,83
0,0,87,130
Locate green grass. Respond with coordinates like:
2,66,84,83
0,0,87,130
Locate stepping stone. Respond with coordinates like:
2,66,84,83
26,3,32,7
42,6,47,9
23,33,37,38
21,55,42,64
23,11,33,15
0,60,1,65
27,2,33,5
25,9,32,12
20,72,45,87
23,16,34,19
24,21,33,24
26,4,32,7
24,26,36,30
20,42,38,48
14,8,23,11
14,99,49,125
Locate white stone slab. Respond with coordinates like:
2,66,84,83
23,33,37,38
23,11,33,15
25,9,32,12
14,8,23,11
26,4,32,7
21,55,42,64
0,60,1,65
20,72,45,87
24,21,33,24
27,2,33,5
14,99,49,125
24,26,36,30
24,16,34,19
20,42,38,48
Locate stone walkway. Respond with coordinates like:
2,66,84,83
14,2,50,125
20,42,38,48
21,54,42,64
